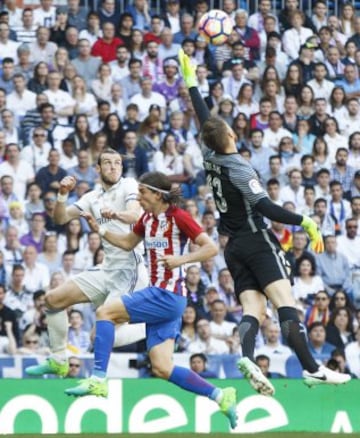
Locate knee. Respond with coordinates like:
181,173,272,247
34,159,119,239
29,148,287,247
151,362,171,380
96,305,112,321
45,290,61,310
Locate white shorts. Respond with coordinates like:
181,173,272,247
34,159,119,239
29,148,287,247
72,260,149,308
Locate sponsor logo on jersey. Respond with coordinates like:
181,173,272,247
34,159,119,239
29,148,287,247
144,237,169,249
96,217,112,225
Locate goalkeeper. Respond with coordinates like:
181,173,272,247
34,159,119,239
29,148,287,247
178,49,350,394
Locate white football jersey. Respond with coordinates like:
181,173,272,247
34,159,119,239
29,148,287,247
74,177,143,270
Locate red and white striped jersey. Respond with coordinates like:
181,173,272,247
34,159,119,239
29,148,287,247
133,206,203,294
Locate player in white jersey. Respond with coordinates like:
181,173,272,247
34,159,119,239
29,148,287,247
26,149,148,377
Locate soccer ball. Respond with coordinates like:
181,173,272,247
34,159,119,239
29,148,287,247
198,10,233,46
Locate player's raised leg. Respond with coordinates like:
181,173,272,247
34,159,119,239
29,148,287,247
267,279,351,387
236,289,275,396
26,280,89,377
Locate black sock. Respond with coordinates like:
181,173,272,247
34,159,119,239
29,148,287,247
278,306,319,373
238,315,259,362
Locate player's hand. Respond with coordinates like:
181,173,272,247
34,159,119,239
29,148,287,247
80,211,100,233
100,208,118,220
301,215,324,253
159,255,183,270
178,48,197,88
59,176,76,195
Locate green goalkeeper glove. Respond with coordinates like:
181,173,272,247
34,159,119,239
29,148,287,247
178,48,198,88
301,215,324,253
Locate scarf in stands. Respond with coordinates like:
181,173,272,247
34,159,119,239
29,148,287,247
142,55,163,82
306,306,330,327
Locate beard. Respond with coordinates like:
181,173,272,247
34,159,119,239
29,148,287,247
101,174,121,186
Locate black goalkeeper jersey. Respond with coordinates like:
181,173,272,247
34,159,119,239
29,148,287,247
203,152,268,237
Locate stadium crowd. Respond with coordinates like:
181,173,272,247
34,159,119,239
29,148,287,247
0,0,360,380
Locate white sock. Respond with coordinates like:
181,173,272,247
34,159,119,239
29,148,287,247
47,310,68,362
113,323,146,347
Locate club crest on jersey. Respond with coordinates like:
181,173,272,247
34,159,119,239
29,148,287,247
159,219,169,232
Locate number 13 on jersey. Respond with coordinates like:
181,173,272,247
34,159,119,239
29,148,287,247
206,174,228,213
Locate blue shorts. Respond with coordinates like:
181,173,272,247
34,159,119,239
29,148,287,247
122,286,187,351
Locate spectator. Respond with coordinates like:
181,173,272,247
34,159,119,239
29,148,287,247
78,11,102,48
38,233,62,274
20,212,46,253
187,318,230,354
17,328,50,355
67,309,90,353
58,218,86,255
305,290,331,328
66,0,87,30
118,130,149,179
337,217,360,270
22,244,50,292
256,321,292,376
185,264,206,314
316,235,353,297
345,326,360,378
101,112,124,151
280,168,305,211
307,321,336,364
314,197,338,236
336,63,360,99
67,356,83,378
233,9,260,61
21,127,52,173
189,353,217,378
29,26,57,65
209,299,237,343
19,289,46,333
173,13,196,45
0,283,18,354
326,307,355,351
89,100,111,134
90,63,113,102
117,13,134,49
292,253,324,303
158,27,181,60
91,22,123,63
50,7,69,46
323,118,347,162
0,143,34,200
67,150,98,190
27,63,49,95
71,39,102,89
131,76,166,122
330,149,356,194
44,71,76,125
312,137,332,171
8,201,28,236
255,354,280,378
109,83,127,121
109,45,130,83
282,11,314,61
4,265,32,319
217,268,242,323
178,304,198,351
2,226,23,267
286,229,313,273
125,0,151,32
35,149,67,194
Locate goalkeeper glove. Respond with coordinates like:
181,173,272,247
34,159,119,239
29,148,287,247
178,48,197,88
301,215,324,253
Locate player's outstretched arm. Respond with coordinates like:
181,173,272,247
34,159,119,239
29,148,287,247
53,176,81,224
81,211,142,251
178,49,210,127
255,198,324,253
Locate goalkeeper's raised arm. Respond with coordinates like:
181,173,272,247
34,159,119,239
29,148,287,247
178,49,210,127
